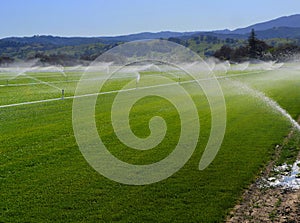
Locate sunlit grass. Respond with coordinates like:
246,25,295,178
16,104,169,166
1,68,300,222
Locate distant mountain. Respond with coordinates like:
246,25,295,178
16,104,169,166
2,14,300,47
2,35,117,46
255,27,300,39
2,14,300,46
229,14,300,35
1,31,201,47
103,31,200,42
1,14,300,63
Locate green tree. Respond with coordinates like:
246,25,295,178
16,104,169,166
248,29,270,59
213,45,233,60
248,29,258,58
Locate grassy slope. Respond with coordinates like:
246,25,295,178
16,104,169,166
1,69,299,222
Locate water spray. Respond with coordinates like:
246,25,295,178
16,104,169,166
56,65,68,81
228,79,300,132
24,74,62,91
136,72,140,89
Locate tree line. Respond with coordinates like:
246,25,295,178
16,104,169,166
214,29,300,62
1,30,300,66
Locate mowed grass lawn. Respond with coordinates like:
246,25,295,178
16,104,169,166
1,69,300,222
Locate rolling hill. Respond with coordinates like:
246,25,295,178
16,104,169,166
0,14,300,63
230,14,300,34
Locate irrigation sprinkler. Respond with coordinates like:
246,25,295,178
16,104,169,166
136,72,140,89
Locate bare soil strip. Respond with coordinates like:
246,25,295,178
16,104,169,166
227,117,300,223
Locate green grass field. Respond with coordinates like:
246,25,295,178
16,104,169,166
1,65,300,222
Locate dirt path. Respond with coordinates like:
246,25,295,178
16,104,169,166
227,181,300,222
227,117,300,223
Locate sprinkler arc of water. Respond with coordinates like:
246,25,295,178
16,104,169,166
228,79,300,132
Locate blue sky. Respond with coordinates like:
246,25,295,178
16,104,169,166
1,0,300,38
